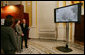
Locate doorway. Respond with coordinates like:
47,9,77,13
74,15,84,45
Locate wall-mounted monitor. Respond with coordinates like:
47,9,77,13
54,3,82,23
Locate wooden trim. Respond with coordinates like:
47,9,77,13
25,1,28,12
69,1,73,42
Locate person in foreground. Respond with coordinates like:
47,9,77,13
1,15,18,54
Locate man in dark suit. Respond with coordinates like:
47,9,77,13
20,19,29,49
1,15,18,54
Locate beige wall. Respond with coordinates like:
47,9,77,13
37,1,57,39
37,1,56,31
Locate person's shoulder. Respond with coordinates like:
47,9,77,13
1,26,13,32
1,26,9,29
7,27,14,30
8,27,15,34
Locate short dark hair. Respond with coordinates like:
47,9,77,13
15,19,20,24
6,15,13,19
22,18,25,20
4,15,13,26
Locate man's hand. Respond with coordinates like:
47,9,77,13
22,33,24,36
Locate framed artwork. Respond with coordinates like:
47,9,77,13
1,19,5,25
1,1,7,6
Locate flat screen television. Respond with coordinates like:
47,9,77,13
54,3,82,23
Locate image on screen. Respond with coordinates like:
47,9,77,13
54,3,82,23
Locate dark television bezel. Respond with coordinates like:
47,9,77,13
54,3,82,23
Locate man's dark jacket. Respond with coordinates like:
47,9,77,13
20,23,28,38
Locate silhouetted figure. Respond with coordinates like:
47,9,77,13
1,15,18,54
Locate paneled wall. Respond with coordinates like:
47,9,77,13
29,1,38,38
37,1,57,39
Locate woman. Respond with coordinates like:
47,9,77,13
14,19,24,53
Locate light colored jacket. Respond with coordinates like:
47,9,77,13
15,24,23,36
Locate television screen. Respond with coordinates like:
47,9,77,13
54,3,82,23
